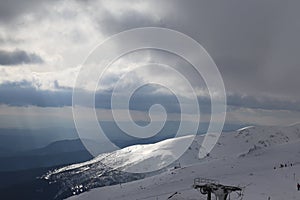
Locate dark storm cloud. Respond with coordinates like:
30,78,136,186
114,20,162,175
227,94,300,112
76,0,300,104
0,0,55,23
1,81,300,115
73,0,164,36
94,9,163,35
0,49,44,65
0,81,179,111
160,0,300,100
0,0,32,22
0,81,71,107
0,81,181,113
0,0,300,116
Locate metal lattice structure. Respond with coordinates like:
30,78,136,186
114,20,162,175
193,178,242,200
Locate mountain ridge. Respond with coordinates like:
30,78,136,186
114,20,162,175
44,124,300,199
65,124,300,200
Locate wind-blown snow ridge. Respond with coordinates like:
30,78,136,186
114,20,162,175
46,135,195,178
237,126,255,132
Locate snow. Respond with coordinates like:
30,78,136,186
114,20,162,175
65,124,300,200
236,126,255,132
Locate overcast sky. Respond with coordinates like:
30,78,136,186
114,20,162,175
0,0,300,140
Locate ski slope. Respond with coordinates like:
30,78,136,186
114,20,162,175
64,124,300,200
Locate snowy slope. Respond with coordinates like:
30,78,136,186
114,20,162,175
69,141,300,200
47,124,300,199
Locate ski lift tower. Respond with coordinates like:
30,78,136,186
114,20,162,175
193,178,242,200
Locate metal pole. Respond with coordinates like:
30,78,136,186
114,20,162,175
207,191,211,200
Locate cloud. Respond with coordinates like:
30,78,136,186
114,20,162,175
227,93,300,112
0,0,165,71
0,80,181,112
1,0,300,98
153,0,300,101
0,47,298,113
1,78,300,114
0,81,71,107
94,2,163,35
0,49,43,65
0,35,22,44
226,106,300,127
0,0,300,128
0,0,56,23
0,66,79,90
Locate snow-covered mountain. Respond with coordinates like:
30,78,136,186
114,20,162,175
44,124,300,200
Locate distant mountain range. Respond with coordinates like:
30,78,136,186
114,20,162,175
0,127,79,153
0,139,94,171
